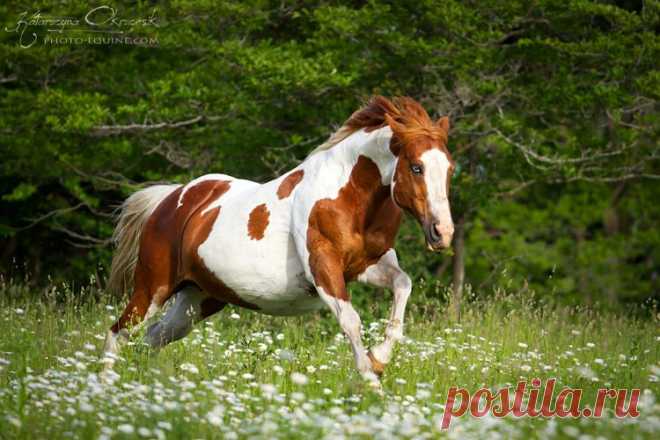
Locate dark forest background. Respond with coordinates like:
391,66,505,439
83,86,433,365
0,0,658,307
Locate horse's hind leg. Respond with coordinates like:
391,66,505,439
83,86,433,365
102,264,172,373
145,285,225,349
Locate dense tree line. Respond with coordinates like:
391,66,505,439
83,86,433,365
1,0,658,305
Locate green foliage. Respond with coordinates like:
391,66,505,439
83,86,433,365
0,0,658,303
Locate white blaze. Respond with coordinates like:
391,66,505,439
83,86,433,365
420,149,454,241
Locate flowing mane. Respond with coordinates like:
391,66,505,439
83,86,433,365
308,95,445,156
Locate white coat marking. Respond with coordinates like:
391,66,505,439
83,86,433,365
357,249,412,364
420,149,454,234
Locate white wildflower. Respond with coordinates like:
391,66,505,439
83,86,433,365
117,424,134,434
291,372,309,385
278,349,295,361
6,415,21,428
180,363,199,375
261,383,276,396
578,365,597,381
416,389,431,400
206,405,225,427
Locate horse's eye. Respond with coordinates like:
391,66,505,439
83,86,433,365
410,164,423,175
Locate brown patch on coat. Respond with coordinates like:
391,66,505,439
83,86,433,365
392,153,429,221
307,155,402,300
113,179,258,333
367,351,386,377
247,203,270,240
277,170,304,199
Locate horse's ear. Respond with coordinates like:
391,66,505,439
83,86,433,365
436,116,450,132
384,113,404,155
384,113,406,135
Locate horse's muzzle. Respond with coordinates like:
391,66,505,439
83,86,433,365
424,221,453,251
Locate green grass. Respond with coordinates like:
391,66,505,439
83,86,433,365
0,280,658,439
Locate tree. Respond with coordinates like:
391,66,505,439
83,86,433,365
1,0,658,305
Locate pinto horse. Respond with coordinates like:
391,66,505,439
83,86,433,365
102,96,455,387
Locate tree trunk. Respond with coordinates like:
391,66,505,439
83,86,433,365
434,257,451,279
450,216,466,322
574,227,590,305
603,182,627,305
1,236,17,262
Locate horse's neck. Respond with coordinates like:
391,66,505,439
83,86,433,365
332,127,400,228
300,127,398,223
325,126,396,185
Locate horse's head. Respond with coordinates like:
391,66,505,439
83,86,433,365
385,106,454,252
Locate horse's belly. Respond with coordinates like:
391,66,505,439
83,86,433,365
240,289,324,316
225,263,322,316
211,259,323,316
198,229,322,316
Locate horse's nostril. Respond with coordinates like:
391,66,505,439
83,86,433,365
429,223,442,242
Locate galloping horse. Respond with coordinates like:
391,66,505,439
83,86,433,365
102,96,455,387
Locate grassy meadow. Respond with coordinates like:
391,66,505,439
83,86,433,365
0,278,658,439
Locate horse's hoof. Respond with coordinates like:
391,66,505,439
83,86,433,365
367,350,386,377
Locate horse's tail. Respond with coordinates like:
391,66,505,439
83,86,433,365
106,184,181,296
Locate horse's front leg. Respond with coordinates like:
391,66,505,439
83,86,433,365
309,248,381,388
357,249,412,376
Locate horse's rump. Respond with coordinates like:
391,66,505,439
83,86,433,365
106,184,181,297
